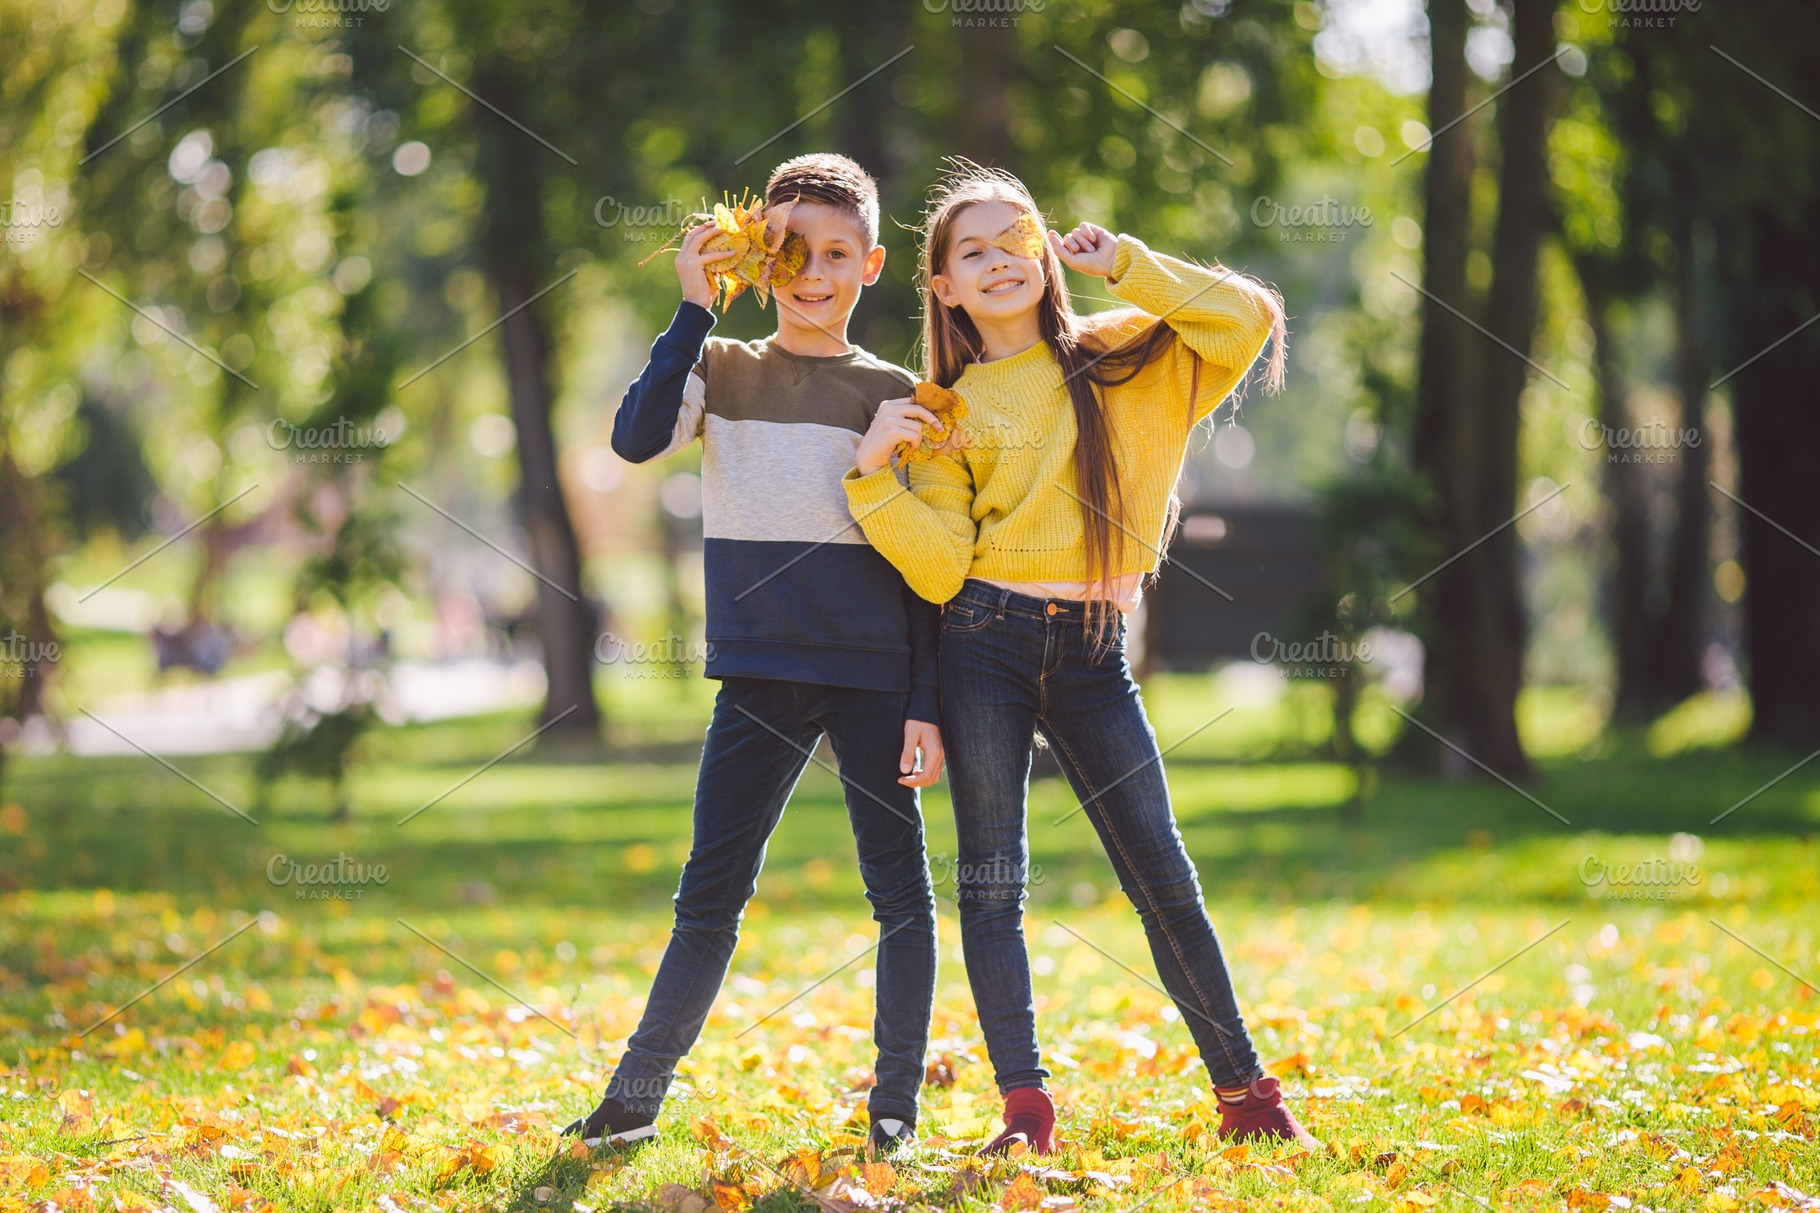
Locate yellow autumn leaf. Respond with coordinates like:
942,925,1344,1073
860,1160,896,1194
998,1172,1046,1211
988,212,1046,260
708,1177,752,1211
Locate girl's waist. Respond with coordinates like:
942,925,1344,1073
972,575,1143,614
951,576,1143,619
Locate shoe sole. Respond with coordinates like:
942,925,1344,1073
585,1124,658,1149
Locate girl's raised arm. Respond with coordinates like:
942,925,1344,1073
1102,234,1285,423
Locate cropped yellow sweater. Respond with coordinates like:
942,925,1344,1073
842,234,1280,605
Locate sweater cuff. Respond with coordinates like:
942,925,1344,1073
660,299,717,352
843,463,906,514
907,684,941,730
1107,233,1146,288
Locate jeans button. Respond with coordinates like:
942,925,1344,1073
1045,603,1058,616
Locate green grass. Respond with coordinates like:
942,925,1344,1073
2,676,1817,1211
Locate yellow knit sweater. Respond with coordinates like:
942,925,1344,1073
842,234,1280,605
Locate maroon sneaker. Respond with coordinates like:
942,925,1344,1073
1217,1075,1321,1151
979,1086,1057,1156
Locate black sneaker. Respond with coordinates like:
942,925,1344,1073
561,1094,658,1149
867,1116,916,1157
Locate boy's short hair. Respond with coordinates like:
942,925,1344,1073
765,153,880,248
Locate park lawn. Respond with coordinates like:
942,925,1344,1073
2,676,1818,1212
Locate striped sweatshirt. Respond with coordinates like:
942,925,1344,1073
610,302,940,725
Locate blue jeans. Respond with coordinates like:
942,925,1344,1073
939,580,1264,1092
605,677,937,1124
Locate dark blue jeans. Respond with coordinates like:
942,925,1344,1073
939,580,1264,1093
605,677,937,1124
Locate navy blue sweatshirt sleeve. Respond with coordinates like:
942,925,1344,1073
610,301,717,463
904,583,941,727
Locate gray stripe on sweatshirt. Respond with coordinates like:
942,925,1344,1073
700,413,895,545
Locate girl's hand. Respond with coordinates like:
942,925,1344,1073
1048,221,1118,278
676,221,738,308
855,396,940,475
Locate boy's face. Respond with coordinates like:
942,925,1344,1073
774,200,884,339
930,201,1042,323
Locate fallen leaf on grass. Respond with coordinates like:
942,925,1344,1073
779,1147,825,1186
1269,1052,1312,1078
163,1177,224,1213
484,1109,550,1135
859,1160,895,1194
709,1176,755,1211
690,1117,733,1149
434,1140,501,1184
653,1182,712,1213
999,1173,1046,1211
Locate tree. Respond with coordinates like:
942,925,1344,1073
1410,0,1559,779
1585,3,1820,743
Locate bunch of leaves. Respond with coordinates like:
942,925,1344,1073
898,382,970,463
641,191,808,311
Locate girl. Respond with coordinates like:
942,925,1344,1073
841,164,1317,1154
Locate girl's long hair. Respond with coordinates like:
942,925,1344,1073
919,161,1286,649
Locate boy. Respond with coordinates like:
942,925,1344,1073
563,155,941,1156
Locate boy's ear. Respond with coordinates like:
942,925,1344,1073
862,244,886,286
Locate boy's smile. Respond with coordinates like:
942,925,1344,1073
772,200,886,356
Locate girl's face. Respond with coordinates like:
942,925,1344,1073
930,200,1043,324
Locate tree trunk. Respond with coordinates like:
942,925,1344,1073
1433,0,1556,780
955,22,1014,167
0,452,57,721
1405,0,1477,772
488,262,601,737
1579,268,1657,722
1652,225,1711,705
836,0,913,346
472,58,600,739
1731,226,1820,745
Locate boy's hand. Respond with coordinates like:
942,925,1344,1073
1048,221,1118,278
676,221,738,308
855,397,941,475
899,720,944,788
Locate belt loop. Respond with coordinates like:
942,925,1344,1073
995,588,1009,620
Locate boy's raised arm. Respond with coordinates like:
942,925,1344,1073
610,302,715,463
614,222,741,463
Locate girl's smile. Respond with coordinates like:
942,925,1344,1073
930,199,1049,359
